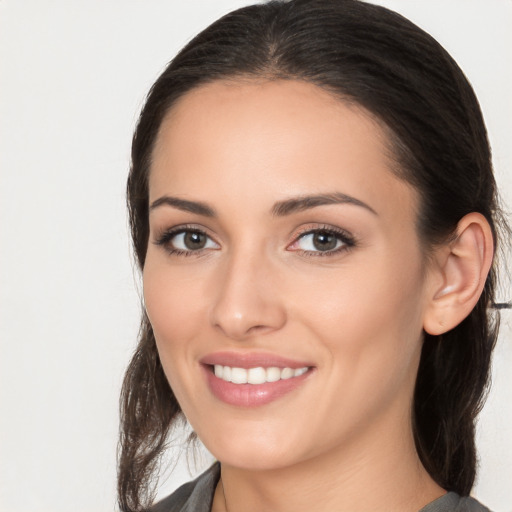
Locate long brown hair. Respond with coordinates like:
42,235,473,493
118,1,509,510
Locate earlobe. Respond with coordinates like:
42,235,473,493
423,213,494,336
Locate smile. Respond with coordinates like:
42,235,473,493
203,364,314,407
213,365,309,384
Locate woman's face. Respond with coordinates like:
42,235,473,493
144,80,436,471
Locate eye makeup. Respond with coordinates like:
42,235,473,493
152,222,357,259
287,224,356,258
153,224,220,257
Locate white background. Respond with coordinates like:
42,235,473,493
0,1,510,511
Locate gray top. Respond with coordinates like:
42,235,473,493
151,463,492,512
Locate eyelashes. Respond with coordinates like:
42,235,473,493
287,226,355,257
153,224,356,258
153,225,219,257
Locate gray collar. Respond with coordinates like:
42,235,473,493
152,463,492,512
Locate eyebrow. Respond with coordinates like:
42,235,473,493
271,192,377,217
149,192,377,217
149,196,215,217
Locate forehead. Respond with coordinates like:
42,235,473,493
150,79,418,225
152,79,389,173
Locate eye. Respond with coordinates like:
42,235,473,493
288,227,355,256
171,231,216,251
154,227,219,256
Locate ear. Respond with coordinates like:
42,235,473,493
423,213,494,335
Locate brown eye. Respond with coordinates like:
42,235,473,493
155,228,219,254
311,232,338,251
183,231,208,250
287,227,356,257
297,230,345,252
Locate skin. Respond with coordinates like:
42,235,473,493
144,79,449,512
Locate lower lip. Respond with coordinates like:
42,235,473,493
203,365,313,407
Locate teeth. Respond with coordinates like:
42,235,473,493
248,367,266,384
231,367,247,384
281,367,294,379
213,365,309,384
266,367,281,382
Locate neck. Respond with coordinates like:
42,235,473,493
212,412,444,512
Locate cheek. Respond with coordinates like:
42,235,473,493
285,261,426,446
144,269,197,338
142,261,207,384
291,253,426,385
295,254,424,334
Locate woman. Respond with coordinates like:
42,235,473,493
118,0,509,510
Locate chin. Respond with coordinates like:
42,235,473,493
199,426,300,471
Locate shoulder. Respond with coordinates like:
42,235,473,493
150,462,221,512
420,492,492,512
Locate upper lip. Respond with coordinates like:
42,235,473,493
200,351,313,369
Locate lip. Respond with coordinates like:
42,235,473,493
200,351,313,369
200,351,315,407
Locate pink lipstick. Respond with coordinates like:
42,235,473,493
200,352,314,407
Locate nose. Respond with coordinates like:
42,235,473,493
209,249,287,341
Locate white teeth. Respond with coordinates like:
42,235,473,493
266,367,281,382
281,367,294,380
230,367,248,384
213,365,309,384
294,367,308,377
248,367,266,384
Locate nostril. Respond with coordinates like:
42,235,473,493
248,325,269,334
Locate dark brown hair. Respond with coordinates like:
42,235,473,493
118,0,509,510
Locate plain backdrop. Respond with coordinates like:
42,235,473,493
0,1,510,511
